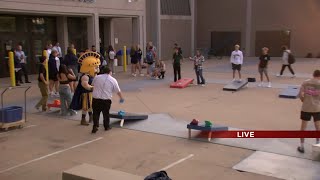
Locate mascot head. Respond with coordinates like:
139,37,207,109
78,52,101,77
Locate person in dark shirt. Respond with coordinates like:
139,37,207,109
258,47,271,88
64,47,79,92
173,48,183,82
35,56,49,112
48,50,59,97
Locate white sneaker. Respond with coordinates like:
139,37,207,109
140,74,144,76
239,79,242,82
201,84,205,87
232,79,236,82
50,92,54,97
267,82,272,88
132,73,137,77
155,77,159,80
291,74,296,78
258,82,263,87
276,74,281,77
55,92,60,97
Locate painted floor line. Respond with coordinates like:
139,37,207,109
159,154,194,171
0,137,103,174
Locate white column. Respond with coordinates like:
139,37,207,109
190,0,196,56
245,0,253,57
56,16,68,55
87,13,100,51
110,18,115,48
156,0,161,59
132,17,139,45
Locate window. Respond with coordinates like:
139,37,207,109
0,16,16,32
161,0,191,16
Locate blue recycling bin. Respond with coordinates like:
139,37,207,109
0,106,23,123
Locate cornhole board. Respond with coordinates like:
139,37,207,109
279,86,300,99
223,80,248,92
187,123,228,141
170,78,194,89
110,112,148,127
63,163,143,180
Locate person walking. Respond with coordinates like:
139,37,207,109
189,50,205,86
15,45,31,83
258,47,272,88
230,44,244,81
57,64,77,116
64,47,79,93
277,45,295,77
173,48,183,82
297,69,320,153
13,49,22,86
35,56,49,112
91,66,124,133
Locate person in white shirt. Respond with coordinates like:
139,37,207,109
15,45,31,83
52,42,62,58
91,66,124,133
230,44,244,81
46,43,53,57
277,45,296,78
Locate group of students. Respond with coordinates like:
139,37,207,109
230,44,296,88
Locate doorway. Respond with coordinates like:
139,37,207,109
211,31,241,56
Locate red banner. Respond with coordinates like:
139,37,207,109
196,131,320,138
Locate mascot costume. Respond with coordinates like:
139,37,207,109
70,52,100,126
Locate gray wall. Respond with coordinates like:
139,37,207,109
252,0,320,57
161,19,192,60
196,0,247,49
113,18,133,52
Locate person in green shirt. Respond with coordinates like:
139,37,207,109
173,48,183,82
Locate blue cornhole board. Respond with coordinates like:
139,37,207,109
110,112,148,127
279,86,300,99
187,123,228,141
223,80,248,92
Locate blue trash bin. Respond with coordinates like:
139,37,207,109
0,106,23,123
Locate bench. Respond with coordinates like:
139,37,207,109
312,144,320,161
62,163,143,180
187,124,228,141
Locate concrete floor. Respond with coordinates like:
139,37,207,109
1,57,319,179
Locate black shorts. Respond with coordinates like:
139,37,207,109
49,74,58,81
131,60,138,64
232,63,242,71
300,111,320,121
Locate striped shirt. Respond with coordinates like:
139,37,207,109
190,55,205,70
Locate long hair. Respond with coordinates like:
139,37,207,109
59,64,69,78
108,45,114,53
130,45,136,56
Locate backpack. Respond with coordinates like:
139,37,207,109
144,171,172,180
288,53,295,64
146,51,154,63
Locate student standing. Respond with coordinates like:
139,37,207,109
107,45,116,74
277,46,295,77
258,47,271,88
91,66,124,133
173,48,183,82
130,45,138,77
136,44,144,76
297,70,320,153
35,56,49,112
230,44,243,81
15,45,31,83
189,50,205,86
64,47,79,93
159,60,166,79
48,50,59,97
57,64,77,116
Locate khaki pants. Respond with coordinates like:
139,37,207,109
36,82,48,110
